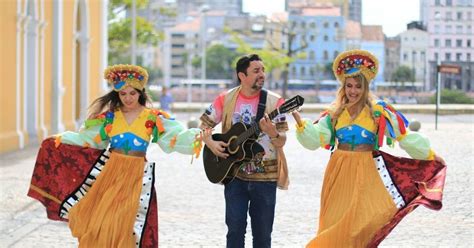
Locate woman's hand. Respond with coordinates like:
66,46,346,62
434,154,447,166
201,128,229,159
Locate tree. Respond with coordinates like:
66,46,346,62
108,0,171,65
391,65,415,91
192,44,238,79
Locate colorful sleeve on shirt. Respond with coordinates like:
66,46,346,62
373,100,435,160
295,111,334,150
200,92,225,128
56,111,113,149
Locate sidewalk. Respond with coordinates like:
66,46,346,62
1,113,473,247
170,102,474,114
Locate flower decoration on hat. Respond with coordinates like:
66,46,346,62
332,49,379,84
104,64,149,91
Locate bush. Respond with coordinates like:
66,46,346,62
430,89,474,104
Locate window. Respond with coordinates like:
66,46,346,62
468,12,472,20
310,22,316,29
435,11,441,20
468,39,472,47
434,24,441,33
456,39,463,47
421,51,426,61
456,53,462,61
324,35,329,41
467,53,471,61
412,51,417,62
456,25,463,33
334,22,339,28
435,0,441,5
324,50,328,60
172,44,185,48
334,51,339,59
310,35,315,42
291,66,296,75
445,53,451,61
434,39,440,47
309,51,315,60
310,67,315,76
403,53,408,61
457,12,463,20
446,39,452,47
300,66,306,76
446,25,452,33
446,0,452,6
446,12,452,20
434,52,439,61
323,22,329,28
301,21,306,29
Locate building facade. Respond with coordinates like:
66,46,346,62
421,0,473,91
0,0,107,153
399,28,429,84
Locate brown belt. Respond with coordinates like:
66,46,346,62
337,143,373,152
110,149,146,157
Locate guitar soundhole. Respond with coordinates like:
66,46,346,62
227,136,239,154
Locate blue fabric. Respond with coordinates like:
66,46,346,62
109,132,149,152
224,179,277,248
336,124,375,145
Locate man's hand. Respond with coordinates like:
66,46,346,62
259,114,278,138
202,128,229,159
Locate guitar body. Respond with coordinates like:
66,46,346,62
203,122,265,184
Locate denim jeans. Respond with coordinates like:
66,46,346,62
224,178,277,248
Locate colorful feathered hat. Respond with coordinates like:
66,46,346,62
333,49,379,84
104,64,149,91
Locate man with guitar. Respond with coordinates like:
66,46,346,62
200,54,289,248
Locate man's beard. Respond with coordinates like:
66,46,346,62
251,78,264,90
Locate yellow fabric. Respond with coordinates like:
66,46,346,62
109,109,150,141
307,150,398,248
335,106,376,133
68,152,145,247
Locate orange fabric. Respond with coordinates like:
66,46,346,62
68,152,145,247
307,150,398,248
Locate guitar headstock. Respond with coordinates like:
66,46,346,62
279,95,305,114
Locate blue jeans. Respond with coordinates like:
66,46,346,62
224,178,277,248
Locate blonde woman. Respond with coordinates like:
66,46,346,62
294,50,446,247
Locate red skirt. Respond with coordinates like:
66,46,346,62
27,137,159,247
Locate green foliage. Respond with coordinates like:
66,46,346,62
192,44,239,79
391,65,415,82
430,89,474,104
108,0,164,65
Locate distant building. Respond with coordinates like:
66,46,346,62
287,0,362,22
345,20,362,50
288,6,346,81
361,25,385,83
399,28,429,86
384,36,401,82
1,0,108,153
420,0,473,91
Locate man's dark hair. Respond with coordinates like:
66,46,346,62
235,54,262,83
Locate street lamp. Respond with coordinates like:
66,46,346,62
199,4,209,103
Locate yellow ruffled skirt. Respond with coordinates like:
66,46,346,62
68,152,145,247
307,150,398,248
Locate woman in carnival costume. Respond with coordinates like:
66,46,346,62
28,65,203,247
293,50,447,247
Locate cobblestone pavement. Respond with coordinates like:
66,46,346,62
1,113,473,248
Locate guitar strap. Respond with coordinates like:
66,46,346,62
256,89,267,122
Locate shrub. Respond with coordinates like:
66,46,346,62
430,89,474,104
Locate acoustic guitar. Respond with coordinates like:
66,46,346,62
203,95,304,184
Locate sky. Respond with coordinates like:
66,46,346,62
242,0,420,37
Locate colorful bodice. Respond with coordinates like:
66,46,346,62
108,109,151,152
335,106,376,146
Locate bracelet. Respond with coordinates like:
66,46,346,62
270,133,280,140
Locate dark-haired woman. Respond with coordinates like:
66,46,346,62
28,64,202,247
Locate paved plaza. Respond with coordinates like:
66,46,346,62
1,113,473,248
